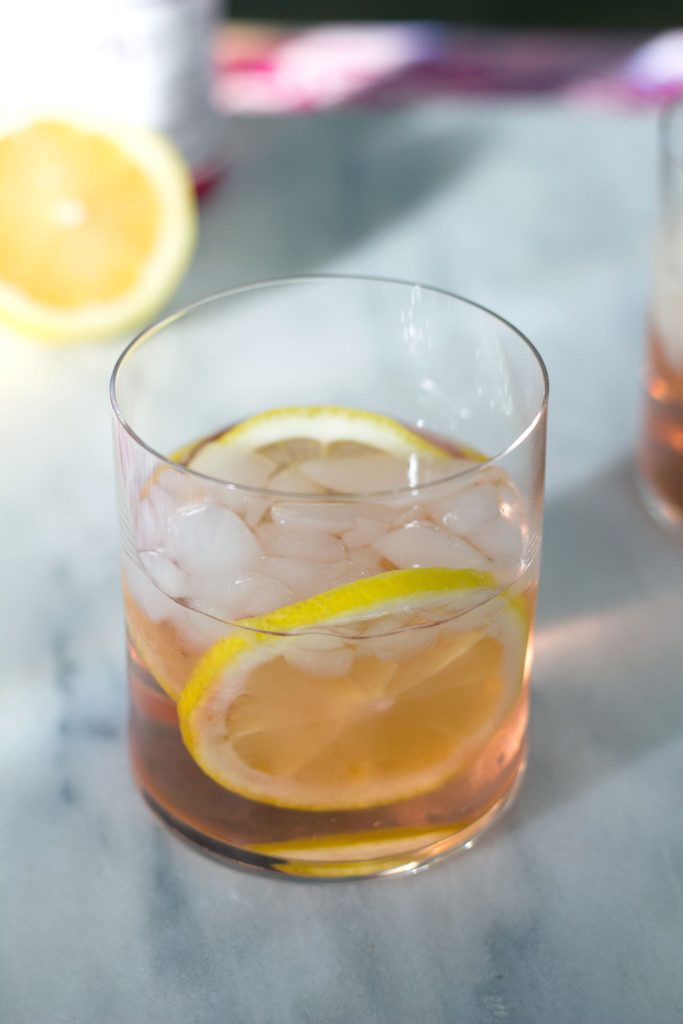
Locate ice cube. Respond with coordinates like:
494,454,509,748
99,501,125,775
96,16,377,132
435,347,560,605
416,455,476,483
188,570,294,620
469,516,524,578
174,604,235,645
427,471,526,580
428,469,518,529
232,575,295,617
349,611,407,637
342,518,387,547
136,486,177,550
437,482,501,534
260,556,342,600
363,627,435,662
345,546,384,574
372,520,490,571
136,496,158,550
155,467,213,508
380,491,429,519
139,550,189,600
239,496,272,529
299,453,470,494
169,502,263,577
284,634,354,677
124,558,176,623
348,502,399,522
269,466,327,494
257,523,347,563
189,443,275,487
329,554,382,588
270,502,359,533
327,566,358,588
216,487,271,530
298,453,413,493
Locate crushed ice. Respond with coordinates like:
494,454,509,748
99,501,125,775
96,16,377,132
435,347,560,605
126,444,526,671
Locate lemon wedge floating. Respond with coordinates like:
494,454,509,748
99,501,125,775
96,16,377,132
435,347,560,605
0,116,197,342
178,568,526,811
182,405,485,491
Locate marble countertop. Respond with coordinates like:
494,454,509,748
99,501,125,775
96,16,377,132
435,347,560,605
2,101,683,1024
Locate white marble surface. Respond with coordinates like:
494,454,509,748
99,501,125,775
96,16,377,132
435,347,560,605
2,101,683,1023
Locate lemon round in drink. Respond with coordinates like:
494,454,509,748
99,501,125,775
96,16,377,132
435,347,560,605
179,568,527,812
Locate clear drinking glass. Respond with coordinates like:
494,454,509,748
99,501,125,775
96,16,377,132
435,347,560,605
110,275,548,879
639,99,683,529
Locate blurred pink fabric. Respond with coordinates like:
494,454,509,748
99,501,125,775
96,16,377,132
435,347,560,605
213,22,683,114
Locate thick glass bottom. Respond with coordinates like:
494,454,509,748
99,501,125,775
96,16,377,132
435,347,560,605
636,468,683,535
134,751,526,881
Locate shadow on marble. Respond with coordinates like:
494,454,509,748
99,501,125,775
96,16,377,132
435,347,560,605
507,457,683,829
538,457,683,625
178,108,488,298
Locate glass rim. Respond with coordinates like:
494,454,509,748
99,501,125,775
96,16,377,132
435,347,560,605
110,273,549,501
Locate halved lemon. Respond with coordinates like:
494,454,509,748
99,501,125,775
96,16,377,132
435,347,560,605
178,568,526,811
183,405,484,491
0,116,197,342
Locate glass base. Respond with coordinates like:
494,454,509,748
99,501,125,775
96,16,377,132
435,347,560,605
636,469,683,535
138,756,526,881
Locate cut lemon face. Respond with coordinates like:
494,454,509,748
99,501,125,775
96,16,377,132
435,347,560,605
178,568,527,811
183,405,484,492
0,116,197,342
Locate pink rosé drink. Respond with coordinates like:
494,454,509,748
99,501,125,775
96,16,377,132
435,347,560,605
639,101,683,528
111,278,548,878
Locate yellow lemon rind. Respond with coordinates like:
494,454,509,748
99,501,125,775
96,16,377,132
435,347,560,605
0,115,197,343
177,567,525,811
211,405,451,459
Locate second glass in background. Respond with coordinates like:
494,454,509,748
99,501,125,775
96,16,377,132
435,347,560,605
639,99,683,529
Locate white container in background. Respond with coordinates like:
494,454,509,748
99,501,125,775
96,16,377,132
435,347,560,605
0,0,225,189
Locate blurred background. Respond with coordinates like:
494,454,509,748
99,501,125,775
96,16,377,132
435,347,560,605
2,0,683,348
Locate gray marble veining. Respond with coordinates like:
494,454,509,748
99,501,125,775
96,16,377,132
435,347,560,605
2,101,682,1024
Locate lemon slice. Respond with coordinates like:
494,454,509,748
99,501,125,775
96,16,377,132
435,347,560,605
178,568,526,811
0,116,197,342
253,825,466,878
211,406,450,458
184,405,484,491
